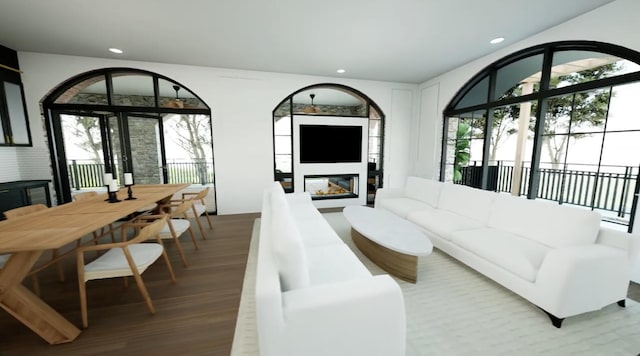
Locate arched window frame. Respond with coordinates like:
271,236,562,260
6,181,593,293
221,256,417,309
442,41,640,192
272,83,385,204
442,40,640,231
41,67,214,205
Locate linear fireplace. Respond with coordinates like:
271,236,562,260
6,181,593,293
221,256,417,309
304,174,359,200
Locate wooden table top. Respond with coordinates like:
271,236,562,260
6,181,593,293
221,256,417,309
0,184,188,254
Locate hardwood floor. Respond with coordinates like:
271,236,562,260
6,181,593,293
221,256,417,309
0,213,258,356
1,211,639,355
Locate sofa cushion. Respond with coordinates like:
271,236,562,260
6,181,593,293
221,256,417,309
285,194,344,247
404,177,443,207
407,209,485,241
270,192,310,291
437,183,495,224
488,194,601,248
451,228,551,282
377,197,433,219
305,243,372,285
294,211,345,247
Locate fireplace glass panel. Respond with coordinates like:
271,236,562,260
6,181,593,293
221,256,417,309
304,174,359,200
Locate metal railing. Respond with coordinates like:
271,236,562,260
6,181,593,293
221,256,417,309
458,160,638,221
68,160,214,189
166,161,214,186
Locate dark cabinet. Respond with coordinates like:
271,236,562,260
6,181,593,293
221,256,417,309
0,180,51,219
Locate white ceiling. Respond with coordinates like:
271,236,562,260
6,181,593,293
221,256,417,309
0,0,615,84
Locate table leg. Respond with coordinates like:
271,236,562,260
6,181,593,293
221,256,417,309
0,251,81,344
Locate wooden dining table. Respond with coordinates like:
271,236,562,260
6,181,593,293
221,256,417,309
0,183,188,344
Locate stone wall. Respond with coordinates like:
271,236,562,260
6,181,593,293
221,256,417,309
128,118,161,184
67,93,201,108
274,103,367,117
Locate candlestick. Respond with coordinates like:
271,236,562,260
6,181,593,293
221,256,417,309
125,185,137,200
103,173,113,201
108,180,121,203
108,190,121,203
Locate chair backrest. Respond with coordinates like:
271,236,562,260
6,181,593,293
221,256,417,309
73,191,99,201
4,204,48,219
129,216,167,244
194,188,209,202
170,200,195,218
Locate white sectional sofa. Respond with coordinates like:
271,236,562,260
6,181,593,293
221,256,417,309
376,176,640,327
256,182,406,355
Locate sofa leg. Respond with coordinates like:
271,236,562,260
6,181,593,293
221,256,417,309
617,299,626,308
542,309,564,328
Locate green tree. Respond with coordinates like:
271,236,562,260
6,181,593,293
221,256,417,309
453,122,470,182
534,64,618,168
467,87,522,162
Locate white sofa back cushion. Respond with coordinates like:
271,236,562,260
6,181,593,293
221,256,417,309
270,191,311,291
404,176,443,207
437,183,495,223
488,194,601,248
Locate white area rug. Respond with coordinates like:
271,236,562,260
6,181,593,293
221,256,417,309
231,213,640,355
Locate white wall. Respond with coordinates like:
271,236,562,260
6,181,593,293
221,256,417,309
413,0,640,180
0,147,19,182
385,88,414,188
12,53,417,214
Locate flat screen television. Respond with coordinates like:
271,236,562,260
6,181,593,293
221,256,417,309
299,124,362,163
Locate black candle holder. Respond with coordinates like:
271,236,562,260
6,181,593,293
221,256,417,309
104,184,111,201
125,184,137,200
108,190,121,203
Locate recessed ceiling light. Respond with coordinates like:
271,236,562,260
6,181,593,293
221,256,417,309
108,48,123,54
337,69,346,74
490,37,504,45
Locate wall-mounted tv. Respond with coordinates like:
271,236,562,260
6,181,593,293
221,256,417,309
299,124,363,163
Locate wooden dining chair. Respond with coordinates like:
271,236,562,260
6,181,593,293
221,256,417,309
4,204,63,295
130,200,199,267
173,188,213,240
73,191,117,244
76,216,176,328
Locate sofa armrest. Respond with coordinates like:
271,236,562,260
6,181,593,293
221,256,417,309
374,187,405,208
596,228,640,283
535,244,630,318
279,275,405,356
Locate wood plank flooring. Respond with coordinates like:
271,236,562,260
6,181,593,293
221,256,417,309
0,213,258,356
1,212,639,355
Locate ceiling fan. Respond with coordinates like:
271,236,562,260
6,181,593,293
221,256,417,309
165,85,186,108
303,93,319,114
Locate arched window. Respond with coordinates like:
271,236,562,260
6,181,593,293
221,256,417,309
273,84,384,206
42,68,216,210
442,41,640,231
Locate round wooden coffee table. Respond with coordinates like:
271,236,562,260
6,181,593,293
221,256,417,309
343,206,432,283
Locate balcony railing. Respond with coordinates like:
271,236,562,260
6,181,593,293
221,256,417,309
67,160,214,189
457,160,638,224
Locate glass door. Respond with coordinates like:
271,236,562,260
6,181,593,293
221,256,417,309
56,112,167,201
109,113,167,185
60,113,110,194
161,113,214,185
52,110,213,204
